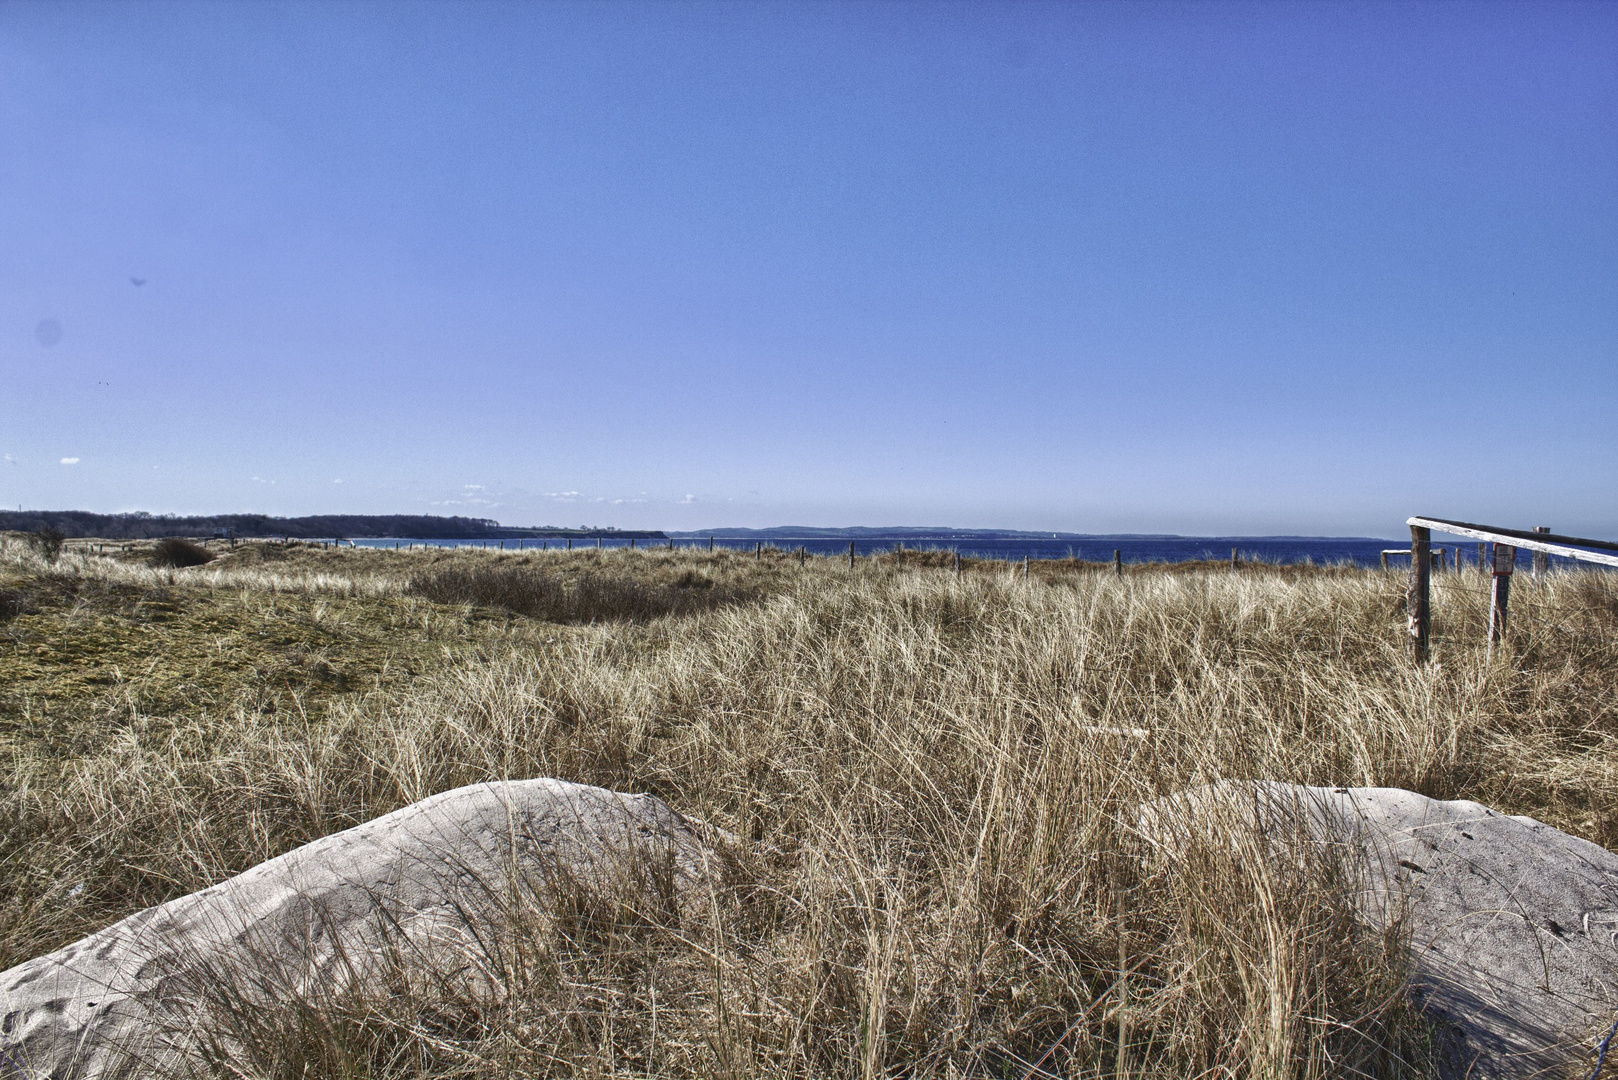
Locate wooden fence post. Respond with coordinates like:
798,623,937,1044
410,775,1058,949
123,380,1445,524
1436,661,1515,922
1024,555,1030,579
755,541,761,561
1533,526,1550,578
849,540,855,569
1489,544,1516,657
1408,524,1431,663
799,546,806,567
1381,551,1389,570
1114,549,1122,576
1231,547,1239,570
709,536,714,551
954,551,960,575
896,542,903,569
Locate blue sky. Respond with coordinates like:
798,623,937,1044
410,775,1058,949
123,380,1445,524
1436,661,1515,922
3,1,1614,537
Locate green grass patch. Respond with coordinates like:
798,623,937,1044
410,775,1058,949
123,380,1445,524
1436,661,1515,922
0,562,503,766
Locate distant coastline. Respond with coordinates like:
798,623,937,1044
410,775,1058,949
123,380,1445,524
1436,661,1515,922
0,511,665,541
1,511,1404,547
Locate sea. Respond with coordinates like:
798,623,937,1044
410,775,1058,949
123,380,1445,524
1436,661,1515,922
348,532,1494,569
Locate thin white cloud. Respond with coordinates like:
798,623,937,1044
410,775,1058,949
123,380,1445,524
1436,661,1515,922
547,489,693,506
333,478,343,484
432,483,501,508
60,457,80,465
252,476,277,485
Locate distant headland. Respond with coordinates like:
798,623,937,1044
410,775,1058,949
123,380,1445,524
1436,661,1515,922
0,511,666,541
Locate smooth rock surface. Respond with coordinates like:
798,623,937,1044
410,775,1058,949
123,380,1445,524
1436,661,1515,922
0,778,717,1080
1143,782,1618,1080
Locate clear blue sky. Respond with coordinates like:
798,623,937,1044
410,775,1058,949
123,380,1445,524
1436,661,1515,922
3,1,1614,537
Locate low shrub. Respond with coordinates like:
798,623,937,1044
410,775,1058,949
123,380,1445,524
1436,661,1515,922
150,537,217,569
408,563,754,622
27,527,65,563
0,587,27,621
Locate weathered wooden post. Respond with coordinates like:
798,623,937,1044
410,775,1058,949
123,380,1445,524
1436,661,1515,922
953,550,960,575
1231,547,1238,570
1408,524,1431,663
1488,543,1516,657
567,538,572,551
799,546,806,567
1533,526,1550,578
1380,550,1389,570
848,540,855,569
1113,549,1122,576
755,541,761,561
708,536,714,551
896,542,903,568
1023,555,1030,579
668,537,674,549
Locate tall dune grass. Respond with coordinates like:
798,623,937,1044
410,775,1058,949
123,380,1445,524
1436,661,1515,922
4,539,1615,1077
407,560,757,622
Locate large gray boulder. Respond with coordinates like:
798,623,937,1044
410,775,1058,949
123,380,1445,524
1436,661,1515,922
1143,782,1618,1080
0,778,719,1080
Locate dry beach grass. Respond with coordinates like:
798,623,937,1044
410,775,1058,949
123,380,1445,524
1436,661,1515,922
3,535,1616,1078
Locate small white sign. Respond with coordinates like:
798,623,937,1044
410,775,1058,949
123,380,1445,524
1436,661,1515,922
1493,544,1517,574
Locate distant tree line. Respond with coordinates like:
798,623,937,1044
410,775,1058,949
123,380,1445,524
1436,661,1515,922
0,511,665,541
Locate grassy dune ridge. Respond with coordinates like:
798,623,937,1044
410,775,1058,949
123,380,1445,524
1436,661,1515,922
3,535,1616,1077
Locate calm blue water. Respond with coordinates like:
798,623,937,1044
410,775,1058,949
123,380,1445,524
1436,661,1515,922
346,533,1513,569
